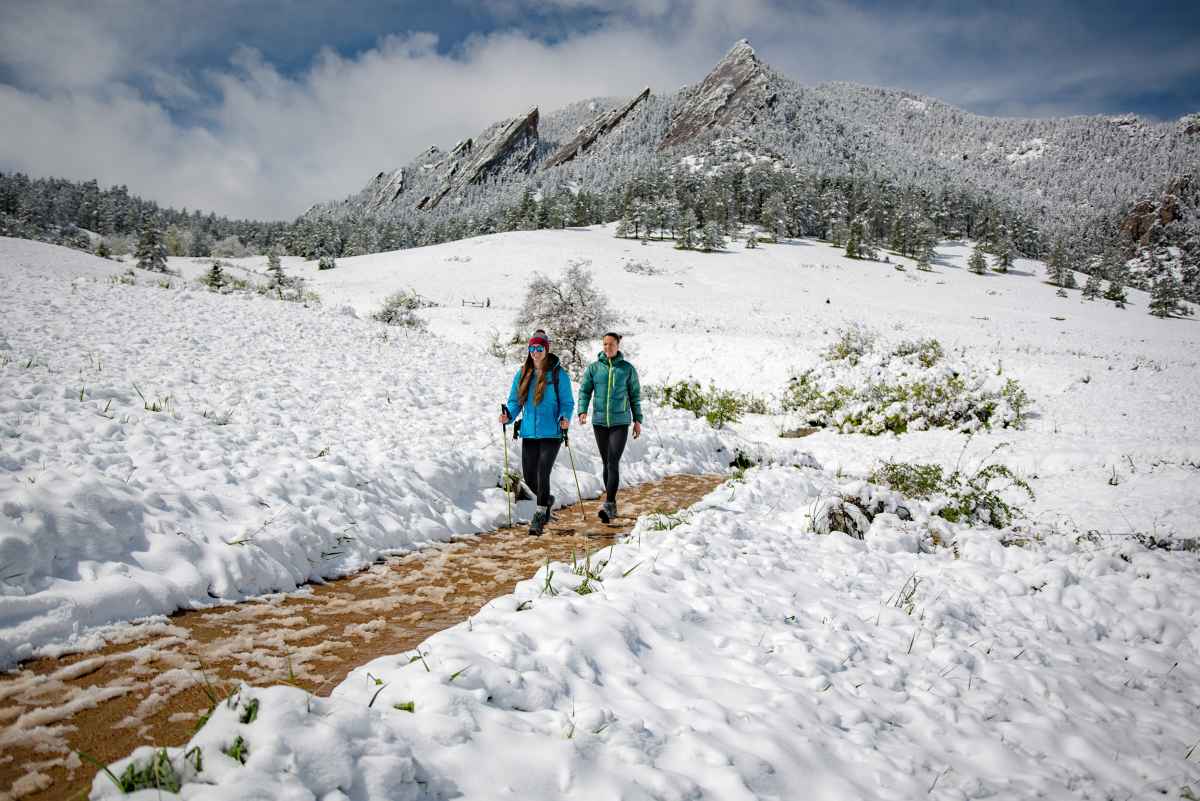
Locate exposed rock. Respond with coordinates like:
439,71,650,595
358,169,406,215
422,108,540,210
812,498,870,540
1180,113,1200,136
544,88,651,169
660,39,776,150
1120,174,1191,246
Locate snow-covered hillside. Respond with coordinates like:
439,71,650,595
232,223,1198,539
0,237,744,667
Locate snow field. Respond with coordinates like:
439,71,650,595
93,465,1200,800
0,238,739,667
266,225,1199,537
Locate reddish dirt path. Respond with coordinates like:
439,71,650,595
0,474,722,801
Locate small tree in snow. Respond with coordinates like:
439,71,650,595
318,254,337,271
968,245,988,275
1081,272,1102,300
1149,273,1191,318
992,237,1014,273
95,239,112,259
135,220,168,272
1103,280,1127,308
203,260,226,290
372,290,428,329
267,249,286,287
675,209,698,250
700,221,724,252
745,229,758,249
515,260,618,372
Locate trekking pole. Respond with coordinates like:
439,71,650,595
500,405,512,528
563,428,586,523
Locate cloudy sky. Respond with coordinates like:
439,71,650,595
2,0,1197,220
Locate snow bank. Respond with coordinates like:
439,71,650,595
91,465,1200,800
0,240,739,667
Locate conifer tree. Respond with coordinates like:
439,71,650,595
614,216,633,239
992,236,1014,273
203,260,225,290
845,218,864,258
1103,280,1128,308
675,209,698,250
135,219,168,272
95,239,111,259
700,221,724,252
968,245,988,274
1149,273,1191,318
267,249,285,287
745,229,758,249
318,254,337,271
1081,271,1103,300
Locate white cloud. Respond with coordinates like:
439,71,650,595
1,1,1196,219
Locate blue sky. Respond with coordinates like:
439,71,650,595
1,0,1197,218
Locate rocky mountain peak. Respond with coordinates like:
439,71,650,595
660,38,775,149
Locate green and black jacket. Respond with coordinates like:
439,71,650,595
578,351,643,427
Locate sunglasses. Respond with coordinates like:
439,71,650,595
528,345,545,353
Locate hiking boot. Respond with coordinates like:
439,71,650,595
528,506,549,536
598,500,617,523
546,494,555,522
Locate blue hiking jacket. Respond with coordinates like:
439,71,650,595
504,355,575,439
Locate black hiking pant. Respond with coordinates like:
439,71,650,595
593,424,630,503
521,437,561,508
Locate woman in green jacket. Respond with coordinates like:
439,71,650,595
576,332,643,522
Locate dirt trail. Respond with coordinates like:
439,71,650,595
0,473,722,801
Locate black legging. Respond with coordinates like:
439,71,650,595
521,438,561,507
593,424,629,503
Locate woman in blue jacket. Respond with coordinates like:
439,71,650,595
499,329,574,535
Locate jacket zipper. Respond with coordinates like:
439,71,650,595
606,357,614,427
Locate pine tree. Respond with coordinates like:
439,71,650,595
203,260,225,289
614,216,632,239
267,249,285,287
745,229,758,249
1046,239,1076,289
1149,273,1191,318
968,245,988,274
95,239,111,259
675,209,698,250
992,236,1014,273
1081,271,1102,300
135,219,168,272
845,218,864,258
700,221,724,252
318,254,337,271
1102,280,1128,308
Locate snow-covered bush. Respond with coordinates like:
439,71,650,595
210,235,251,258
372,290,429,329
515,259,617,372
868,453,1035,527
650,380,768,429
622,258,661,276
783,327,1031,434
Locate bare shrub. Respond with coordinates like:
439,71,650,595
515,259,618,372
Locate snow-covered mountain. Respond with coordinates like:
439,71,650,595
305,40,1200,238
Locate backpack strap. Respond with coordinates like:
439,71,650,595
553,365,562,421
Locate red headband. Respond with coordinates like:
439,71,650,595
528,335,549,348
